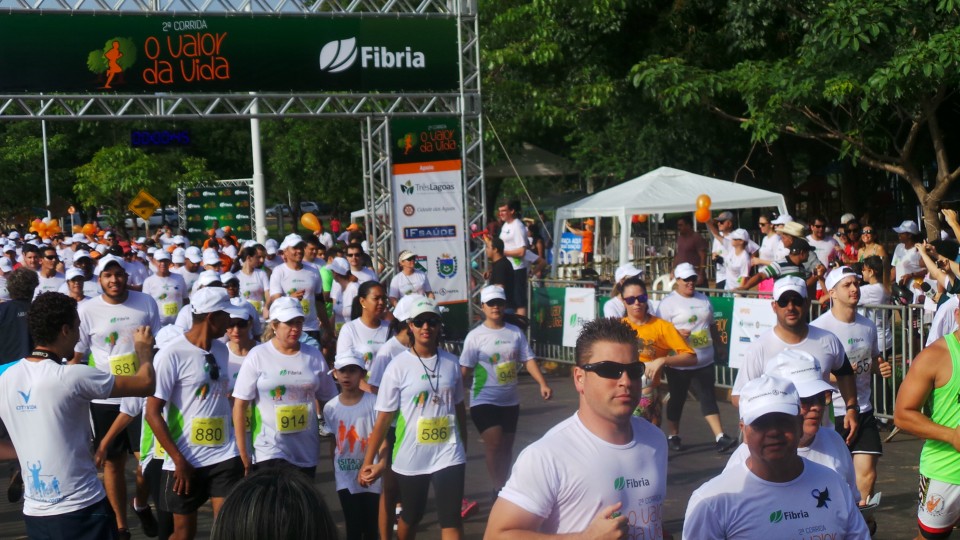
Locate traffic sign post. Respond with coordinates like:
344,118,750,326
128,190,160,221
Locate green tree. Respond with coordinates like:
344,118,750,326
633,0,960,238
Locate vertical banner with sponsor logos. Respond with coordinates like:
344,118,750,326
390,118,467,330
562,288,596,347
727,297,776,369
181,182,253,244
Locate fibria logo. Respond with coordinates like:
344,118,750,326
319,37,427,73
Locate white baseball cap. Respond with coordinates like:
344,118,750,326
265,238,279,255
329,350,367,375
728,228,750,242
171,248,186,264
65,267,85,281
279,234,305,251
614,263,643,284
771,214,793,226
398,250,416,262
840,213,857,226
8,231,20,240
220,271,239,284
73,249,92,262
824,266,861,291
94,254,125,276
270,296,305,323
94,244,109,256
154,250,171,262
222,245,238,260
392,294,423,322
155,325,185,349
190,287,233,315
893,220,920,235
195,270,222,288
0,258,12,272
135,237,147,244
184,246,202,263
1,243,14,253
773,275,807,301
61,236,73,246
202,249,222,266
407,296,440,320
674,262,697,281
739,374,801,426
329,257,350,276
480,285,506,304
763,350,836,399
172,235,187,245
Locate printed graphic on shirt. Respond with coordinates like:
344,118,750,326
24,461,63,504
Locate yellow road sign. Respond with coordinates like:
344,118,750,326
128,190,161,221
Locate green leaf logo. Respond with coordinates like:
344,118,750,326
769,510,783,523
569,313,578,326
614,476,625,491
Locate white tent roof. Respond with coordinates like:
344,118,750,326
555,166,786,219
554,167,788,266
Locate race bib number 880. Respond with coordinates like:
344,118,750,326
189,417,226,446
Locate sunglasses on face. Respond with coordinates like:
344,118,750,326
862,229,874,235
800,394,827,407
580,361,645,380
411,317,441,328
347,253,362,258
228,319,249,328
204,353,220,381
623,294,648,305
485,299,506,308
811,224,825,229
679,276,697,283
43,255,58,260
775,295,805,308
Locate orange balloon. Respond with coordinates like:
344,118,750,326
72,225,82,234
82,223,96,236
637,214,648,223
696,194,712,209
695,207,711,223
300,212,320,232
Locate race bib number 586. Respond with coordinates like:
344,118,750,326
417,416,454,445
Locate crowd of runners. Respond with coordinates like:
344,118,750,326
0,203,958,539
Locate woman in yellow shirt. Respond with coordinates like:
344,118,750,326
620,277,696,426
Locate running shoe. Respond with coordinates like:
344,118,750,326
715,434,737,453
317,415,333,437
131,498,159,537
667,435,682,451
460,498,479,519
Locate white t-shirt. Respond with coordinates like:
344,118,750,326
655,291,715,369
0,360,114,516
153,334,239,470
758,233,782,263
173,267,201,297
351,267,378,284
322,393,381,495
500,219,529,270
269,264,322,332
499,414,667,537
375,349,465,475
337,319,391,371
331,280,360,329
459,323,534,407
124,261,148,288
892,243,923,281
859,283,893,351
142,273,188,325
928,295,959,346
603,297,625,319
35,272,65,296
726,428,860,501
388,271,432,299
811,310,880,414
57,278,99,298
0,276,8,301
232,341,338,468
263,256,283,271
368,336,407,389
76,292,162,405
237,268,270,318
317,231,334,249
684,459,869,539
732,327,848,396
724,250,751,290
806,235,840,268
712,235,728,280
121,397,161,465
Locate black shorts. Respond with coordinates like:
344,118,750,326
395,463,465,529
834,410,882,455
514,271,528,310
252,458,316,479
386,426,396,465
23,497,118,540
470,404,520,434
90,403,135,458
160,456,243,515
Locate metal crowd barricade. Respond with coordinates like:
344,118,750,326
525,277,930,420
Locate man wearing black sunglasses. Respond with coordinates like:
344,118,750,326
732,276,861,444
146,287,243,540
35,245,65,295
487,317,667,539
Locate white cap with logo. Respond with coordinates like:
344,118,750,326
190,287,234,315
824,266,861,291
773,276,807,301
763,350,835,398
739,374,801,426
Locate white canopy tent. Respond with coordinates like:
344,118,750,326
553,166,789,267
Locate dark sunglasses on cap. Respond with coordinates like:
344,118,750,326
623,294,648,305
204,353,220,381
411,316,441,328
580,361,644,380
775,294,805,308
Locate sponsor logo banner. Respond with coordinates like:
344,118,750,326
562,287,595,348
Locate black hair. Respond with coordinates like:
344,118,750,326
40,244,57,256
508,200,522,214
20,244,38,255
489,237,505,254
7,268,39,302
620,276,646,295
209,468,338,540
304,235,321,248
932,240,960,263
861,255,883,278
239,246,259,262
574,317,640,367
350,280,385,320
28,292,78,346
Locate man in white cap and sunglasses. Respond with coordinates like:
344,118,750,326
145,287,243,540
685,374,870,539
487,317,668,539
812,266,892,506
732,276,861,444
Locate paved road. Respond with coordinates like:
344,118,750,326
0,370,926,538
